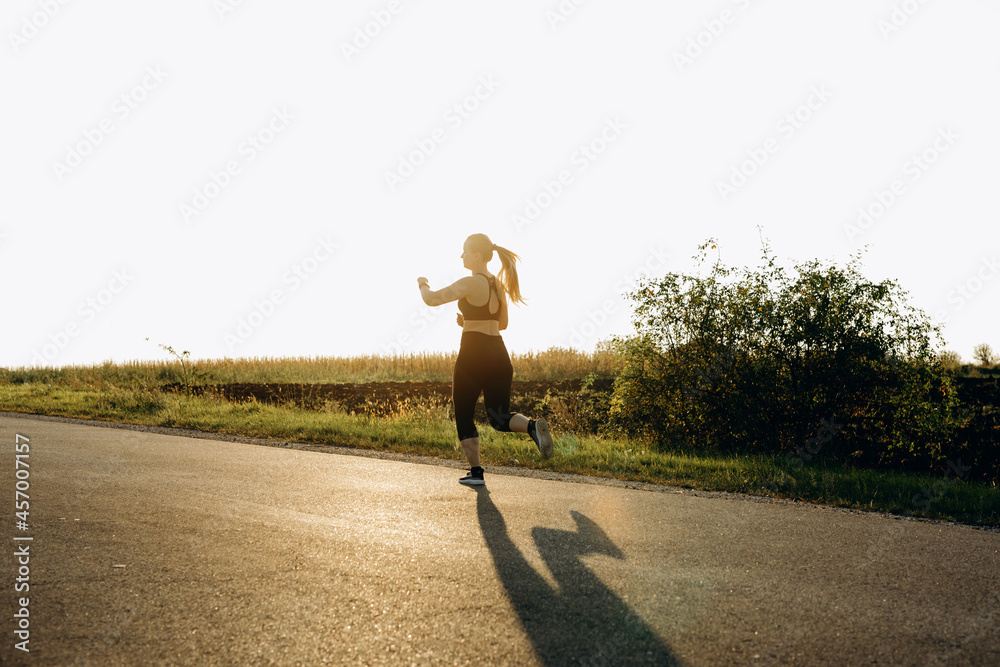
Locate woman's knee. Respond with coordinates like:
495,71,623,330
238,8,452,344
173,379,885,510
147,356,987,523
486,407,513,432
456,416,479,441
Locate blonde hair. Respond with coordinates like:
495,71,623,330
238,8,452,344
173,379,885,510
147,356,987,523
466,233,525,305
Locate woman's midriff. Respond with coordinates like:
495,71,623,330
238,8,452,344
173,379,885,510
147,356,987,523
462,320,501,336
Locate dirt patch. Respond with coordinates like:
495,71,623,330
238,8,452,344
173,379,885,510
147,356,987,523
163,378,615,431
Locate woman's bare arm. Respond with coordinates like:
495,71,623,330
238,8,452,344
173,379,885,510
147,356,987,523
498,293,509,331
419,276,474,307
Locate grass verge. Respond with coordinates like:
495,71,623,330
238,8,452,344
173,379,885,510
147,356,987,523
2,381,998,528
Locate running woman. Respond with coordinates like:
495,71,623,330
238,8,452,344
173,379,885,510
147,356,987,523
417,233,554,486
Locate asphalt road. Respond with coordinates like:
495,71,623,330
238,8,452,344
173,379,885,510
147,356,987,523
1,413,998,666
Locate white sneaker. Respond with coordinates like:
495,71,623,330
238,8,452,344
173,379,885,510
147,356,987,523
531,419,553,460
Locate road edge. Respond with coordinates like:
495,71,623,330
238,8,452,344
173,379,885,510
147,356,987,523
2,409,996,533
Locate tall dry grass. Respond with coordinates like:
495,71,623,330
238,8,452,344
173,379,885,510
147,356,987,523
1,346,619,386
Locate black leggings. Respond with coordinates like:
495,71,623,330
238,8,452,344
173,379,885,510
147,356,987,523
453,332,515,441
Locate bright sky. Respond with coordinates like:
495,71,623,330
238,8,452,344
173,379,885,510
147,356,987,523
3,0,998,368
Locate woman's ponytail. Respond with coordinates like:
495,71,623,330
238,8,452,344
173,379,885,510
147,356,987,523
466,233,526,305
492,243,525,305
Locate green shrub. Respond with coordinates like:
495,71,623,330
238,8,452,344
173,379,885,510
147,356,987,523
608,237,960,473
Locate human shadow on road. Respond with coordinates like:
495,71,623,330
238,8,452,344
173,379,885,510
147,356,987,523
475,487,678,666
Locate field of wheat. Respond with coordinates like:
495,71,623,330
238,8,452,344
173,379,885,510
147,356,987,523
0,346,620,386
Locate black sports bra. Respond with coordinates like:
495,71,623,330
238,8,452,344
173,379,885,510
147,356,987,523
458,274,500,321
